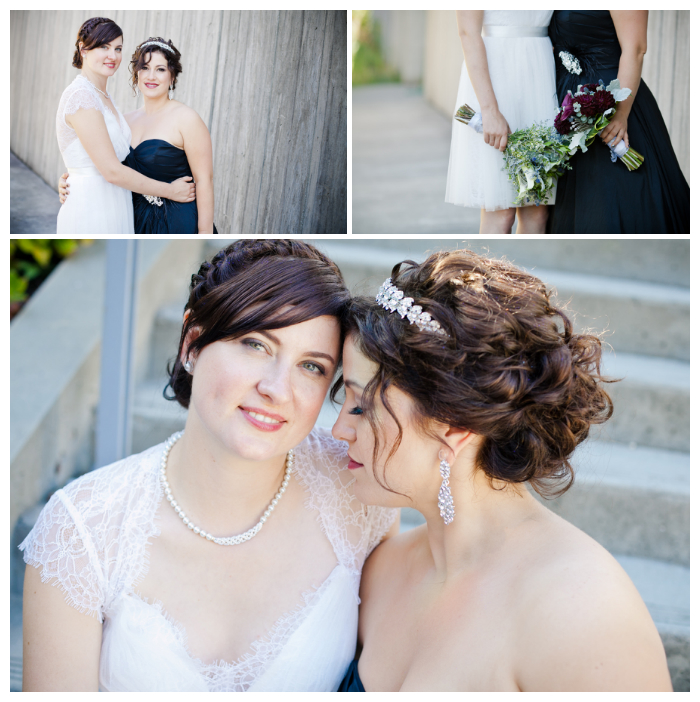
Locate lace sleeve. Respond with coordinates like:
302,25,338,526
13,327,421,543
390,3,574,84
294,427,400,574
19,488,106,621
62,83,104,117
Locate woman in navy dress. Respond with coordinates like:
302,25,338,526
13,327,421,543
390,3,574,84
547,11,689,233
61,36,216,234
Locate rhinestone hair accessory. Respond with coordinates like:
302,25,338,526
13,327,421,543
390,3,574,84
375,278,447,336
139,40,175,54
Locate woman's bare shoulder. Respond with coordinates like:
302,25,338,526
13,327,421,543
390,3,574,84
513,516,672,691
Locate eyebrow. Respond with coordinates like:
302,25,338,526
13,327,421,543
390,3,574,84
258,330,337,366
344,379,365,392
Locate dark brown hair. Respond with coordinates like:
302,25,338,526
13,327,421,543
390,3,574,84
332,250,614,498
130,37,182,95
166,240,351,408
73,17,123,69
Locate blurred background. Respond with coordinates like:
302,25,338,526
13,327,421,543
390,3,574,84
10,10,347,234
352,10,690,234
10,237,689,690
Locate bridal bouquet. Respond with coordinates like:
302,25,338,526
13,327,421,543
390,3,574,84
455,103,572,206
553,79,644,171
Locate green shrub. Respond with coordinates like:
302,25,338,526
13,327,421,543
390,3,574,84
352,10,399,86
10,239,92,307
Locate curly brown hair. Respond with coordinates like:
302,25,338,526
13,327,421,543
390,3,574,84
166,240,351,409
332,250,614,498
129,37,182,95
72,17,123,69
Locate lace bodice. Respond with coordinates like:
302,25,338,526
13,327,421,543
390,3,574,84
20,428,398,691
56,75,131,167
483,10,553,27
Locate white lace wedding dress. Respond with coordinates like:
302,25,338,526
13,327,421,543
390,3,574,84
56,75,134,234
445,10,558,211
20,428,397,691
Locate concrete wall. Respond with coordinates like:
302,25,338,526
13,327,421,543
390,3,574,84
412,10,690,183
10,239,205,540
373,10,426,84
10,10,347,233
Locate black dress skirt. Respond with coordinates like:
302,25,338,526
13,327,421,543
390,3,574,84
122,139,217,234
546,10,689,233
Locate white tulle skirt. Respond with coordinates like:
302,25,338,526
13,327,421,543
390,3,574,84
57,166,134,234
446,36,558,211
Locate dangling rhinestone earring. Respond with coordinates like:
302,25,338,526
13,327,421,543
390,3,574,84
168,84,174,100
438,451,455,525
184,359,193,373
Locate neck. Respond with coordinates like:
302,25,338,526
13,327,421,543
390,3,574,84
165,414,291,537
142,93,172,115
419,457,545,581
81,67,108,93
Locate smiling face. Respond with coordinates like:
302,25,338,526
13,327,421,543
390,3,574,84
81,36,123,77
138,50,172,97
185,316,341,463
332,336,443,510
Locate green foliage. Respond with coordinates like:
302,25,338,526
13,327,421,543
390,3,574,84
352,10,399,86
10,239,92,305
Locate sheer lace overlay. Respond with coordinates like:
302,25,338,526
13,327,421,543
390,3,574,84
56,75,131,156
20,428,398,691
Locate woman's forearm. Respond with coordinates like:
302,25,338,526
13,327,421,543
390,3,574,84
614,49,645,119
459,29,499,113
106,163,173,199
196,176,215,234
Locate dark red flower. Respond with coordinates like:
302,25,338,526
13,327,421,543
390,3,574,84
554,112,572,135
575,94,598,117
592,89,616,113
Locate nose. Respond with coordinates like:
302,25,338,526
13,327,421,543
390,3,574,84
256,359,292,406
331,404,355,444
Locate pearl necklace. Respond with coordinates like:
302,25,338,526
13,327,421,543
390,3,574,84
159,431,293,545
82,75,111,100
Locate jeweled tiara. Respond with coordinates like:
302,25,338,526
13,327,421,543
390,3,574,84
375,278,447,336
139,40,174,54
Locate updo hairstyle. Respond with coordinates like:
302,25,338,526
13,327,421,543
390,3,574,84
130,37,182,94
334,249,614,498
166,240,351,409
72,17,123,69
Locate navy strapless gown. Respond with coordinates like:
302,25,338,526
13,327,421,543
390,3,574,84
547,11,689,233
122,139,217,234
337,660,365,692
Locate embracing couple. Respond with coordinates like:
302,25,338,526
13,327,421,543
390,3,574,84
56,17,216,234
21,240,672,692
446,10,690,234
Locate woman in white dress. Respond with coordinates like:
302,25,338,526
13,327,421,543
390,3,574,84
56,17,195,234
445,11,558,234
332,251,672,691
21,240,399,691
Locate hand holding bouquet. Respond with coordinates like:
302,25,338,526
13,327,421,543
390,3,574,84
455,103,572,206
554,79,644,171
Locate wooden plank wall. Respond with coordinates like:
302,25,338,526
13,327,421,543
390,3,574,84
10,10,347,233
419,10,690,184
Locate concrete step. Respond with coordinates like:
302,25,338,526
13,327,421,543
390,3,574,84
309,241,690,361
315,238,689,288
599,352,689,452
131,380,188,455
544,441,688,566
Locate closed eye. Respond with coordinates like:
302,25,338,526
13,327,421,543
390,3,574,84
349,406,363,415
